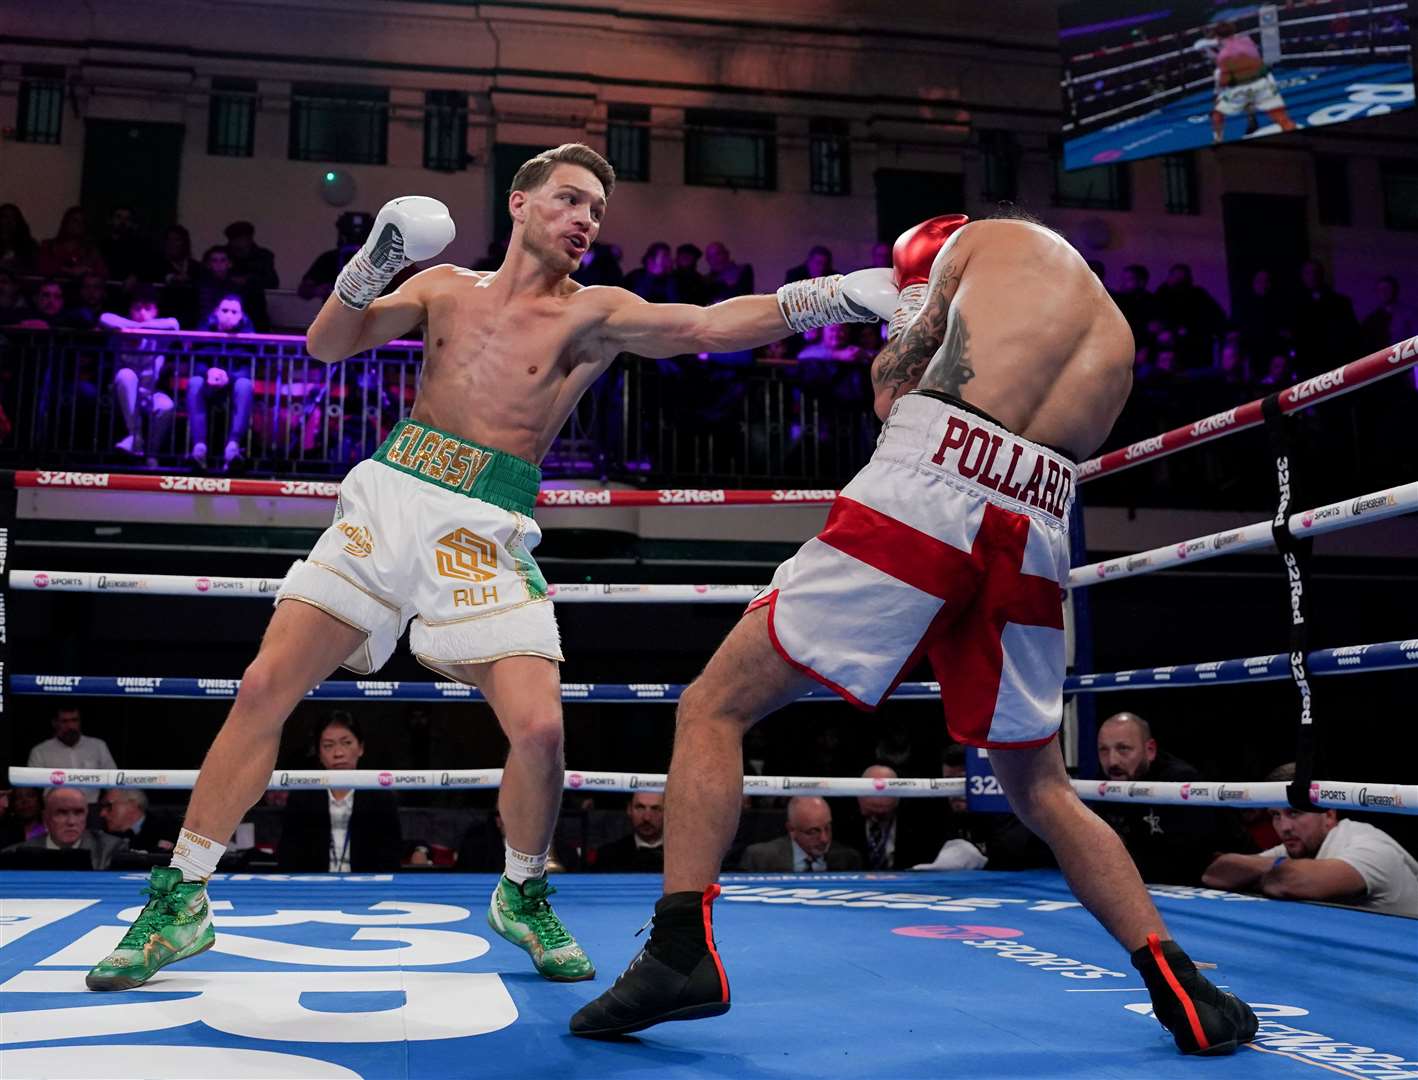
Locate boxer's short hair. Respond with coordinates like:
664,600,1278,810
511,143,616,198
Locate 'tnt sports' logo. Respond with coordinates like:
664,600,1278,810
435,528,498,583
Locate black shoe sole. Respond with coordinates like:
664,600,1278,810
572,1000,731,1039
1186,1038,1240,1057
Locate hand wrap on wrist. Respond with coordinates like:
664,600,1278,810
776,275,877,333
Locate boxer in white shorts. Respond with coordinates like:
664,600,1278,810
1199,20,1297,142
88,142,908,993
579,208,1259,1057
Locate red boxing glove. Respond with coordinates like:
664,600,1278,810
892,213,970,288
889,213,969,338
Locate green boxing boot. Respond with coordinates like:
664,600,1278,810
86,866,215,990
487,874,595,982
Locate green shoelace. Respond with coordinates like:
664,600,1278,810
115,885,182,949
523,886,575,951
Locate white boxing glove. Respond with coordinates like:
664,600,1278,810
776,267,898,333
334,196,456,311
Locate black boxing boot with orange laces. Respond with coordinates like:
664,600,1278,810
1131,934,1259,1055
570,886,730,1038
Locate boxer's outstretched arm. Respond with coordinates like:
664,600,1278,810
600,291,791,359
306,267,441,363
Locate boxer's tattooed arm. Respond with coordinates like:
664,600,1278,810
917,311,974,397
870,276,953,402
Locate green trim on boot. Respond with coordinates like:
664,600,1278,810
86,866,215,991
487,874,595,982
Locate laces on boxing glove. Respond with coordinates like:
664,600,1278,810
334,224,406,311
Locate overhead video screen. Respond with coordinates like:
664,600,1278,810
1059,1,1414,169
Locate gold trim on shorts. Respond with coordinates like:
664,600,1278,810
306,559,402,612
414,650,564,682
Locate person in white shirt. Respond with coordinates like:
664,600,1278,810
27,707,117,803
1203,806,1418,917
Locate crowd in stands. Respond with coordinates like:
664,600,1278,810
2,199,1415,483
4,702,1415,917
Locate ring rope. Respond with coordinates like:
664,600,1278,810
8,767,1413,816
17,479,1411,599
12,639,1416,702
7,573,764,604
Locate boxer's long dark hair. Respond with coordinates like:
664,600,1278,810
987,201,1044,225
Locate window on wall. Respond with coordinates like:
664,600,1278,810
1051,138,1131,210
16,64,65,145
424,90,468,171
809,117,851,196
208,77,257,157
1162,154,1198,215
289,82,388,165
978,129,1019,203
684,109,776,190
1315,155,1351,227
606,104,650,182
1381,160,1418,231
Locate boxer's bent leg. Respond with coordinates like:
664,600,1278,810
665,605,817,894
570,607,814,1036
455,654,564,858
183,598,366,844
992,739,1258,1053
989,737,1167,951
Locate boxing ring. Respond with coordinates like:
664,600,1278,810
3,335,1418,1078
1060,2,1413,166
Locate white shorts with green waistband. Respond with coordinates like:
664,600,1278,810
275,459,560,677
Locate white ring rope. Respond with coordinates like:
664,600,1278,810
13,478,1415,600
9,768,1414,815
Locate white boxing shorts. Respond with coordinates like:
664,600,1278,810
1216,72,1285,116
277,418,560,678
748,391,1075,749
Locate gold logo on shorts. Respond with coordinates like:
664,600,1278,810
436,528,497,582
339,522,373,558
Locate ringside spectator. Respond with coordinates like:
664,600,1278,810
1094,711,1230,885
2,787,127,869
784,244,832,285
99,788,177,853
103,286,180,466
277,712,402,872
623,242,679,303
38,206,107,280
188,293,256,470
0,203,39,274
1293,259,1360,376
739,796,862,872
592,792,665,872
27,706,117,803
704,241,754,303
223,220,279,330
1202,765,1418,916
1360,275,1418,353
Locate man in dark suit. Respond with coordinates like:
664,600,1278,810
99,788,178,853
593,792,665,873
842,765,942,871
739,796,861,872
3,787,127,869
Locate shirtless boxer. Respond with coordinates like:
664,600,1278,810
85,142,901,991
571,208,1260,1056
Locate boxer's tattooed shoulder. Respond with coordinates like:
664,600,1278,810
870,274,954,400
918,311,974,396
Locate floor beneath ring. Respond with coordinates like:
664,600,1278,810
2,870,1415,1080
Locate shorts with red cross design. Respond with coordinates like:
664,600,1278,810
747,390,1076,749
